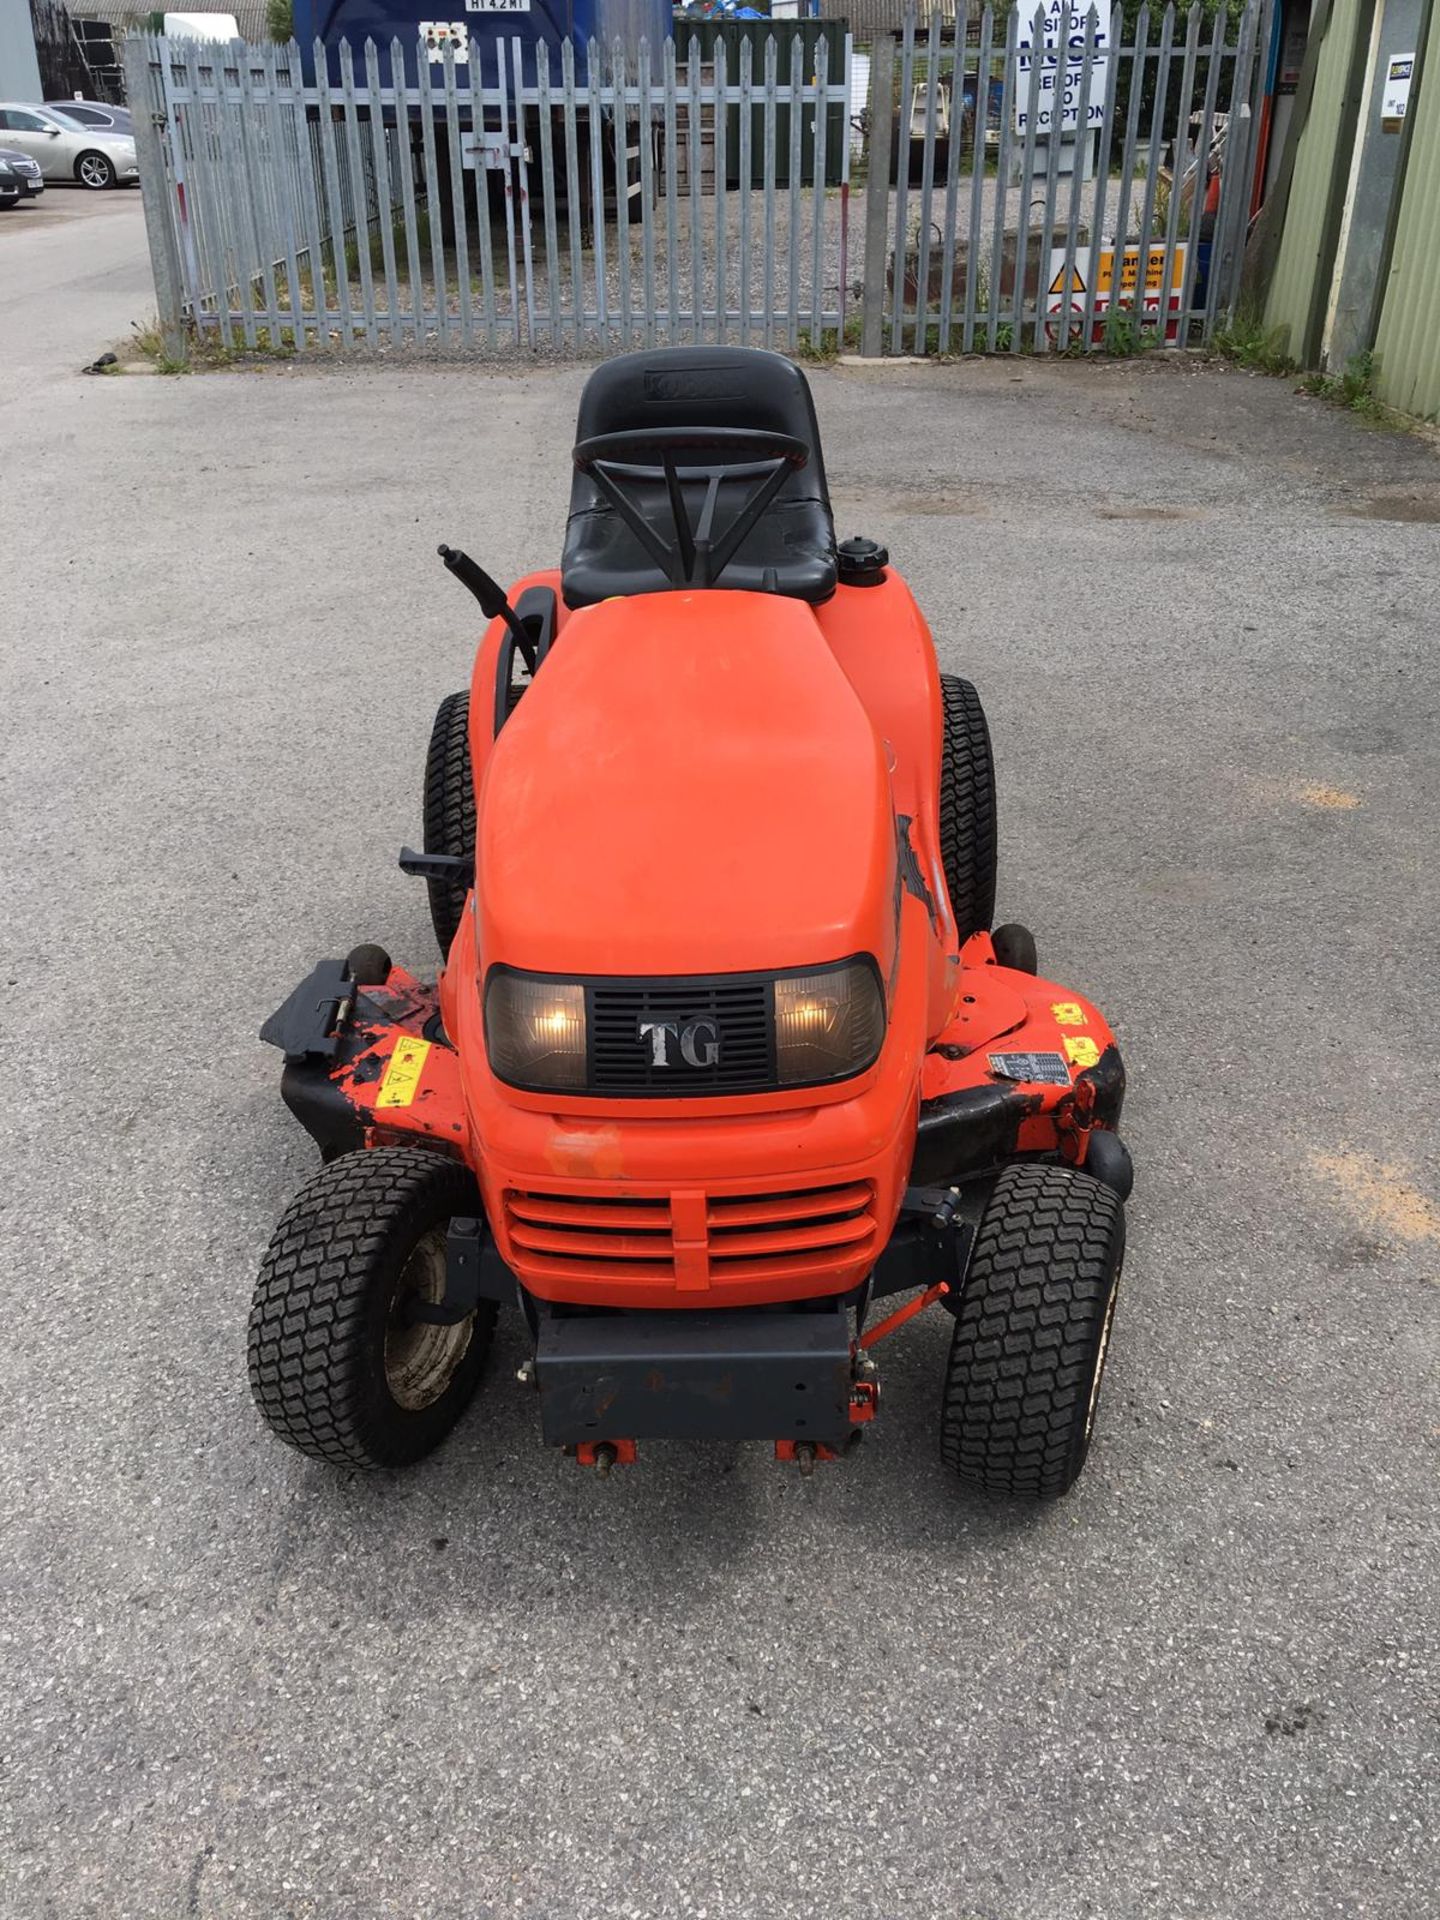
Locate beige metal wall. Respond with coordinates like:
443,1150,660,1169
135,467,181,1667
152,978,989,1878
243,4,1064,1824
1263,0,1440,420
1264,0,1368,352
1373,45,1440,418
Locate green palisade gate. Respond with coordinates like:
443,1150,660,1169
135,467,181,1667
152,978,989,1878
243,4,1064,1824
1374,48,1440,419
1264,0,1367,354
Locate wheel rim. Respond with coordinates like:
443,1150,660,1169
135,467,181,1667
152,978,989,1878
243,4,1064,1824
1084,1271,1121,1441
383,1227,472,1411
80,156,110,187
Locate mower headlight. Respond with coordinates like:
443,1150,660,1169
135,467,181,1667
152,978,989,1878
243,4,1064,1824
774,960,885,1085
484,972,586,1089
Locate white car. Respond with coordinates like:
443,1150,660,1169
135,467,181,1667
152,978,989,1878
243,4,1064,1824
45,99,135,138
0,102,138,189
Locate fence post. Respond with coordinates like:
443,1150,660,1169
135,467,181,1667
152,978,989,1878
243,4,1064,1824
860,30,895,356
125,35,188,363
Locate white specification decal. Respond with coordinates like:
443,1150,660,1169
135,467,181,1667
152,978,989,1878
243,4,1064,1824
421,21,470,62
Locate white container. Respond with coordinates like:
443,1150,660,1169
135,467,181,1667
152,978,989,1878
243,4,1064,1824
162,13,242,40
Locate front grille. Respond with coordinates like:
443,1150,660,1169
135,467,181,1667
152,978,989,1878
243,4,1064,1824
588,977,774,1095
503,1180,877,1289
706,1185,877,1277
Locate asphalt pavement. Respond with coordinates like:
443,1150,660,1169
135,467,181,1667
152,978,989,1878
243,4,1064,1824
0,188,153,401
1,196,1437,1919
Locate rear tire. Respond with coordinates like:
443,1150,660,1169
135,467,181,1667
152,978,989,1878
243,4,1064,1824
938,673,998,942
422,691,475,957
940,1164,1124,1500
248,1146,496,1469
76,151,116,190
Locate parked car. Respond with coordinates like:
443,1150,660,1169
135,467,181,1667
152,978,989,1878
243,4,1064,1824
45,98,134,137
0,146,43,198
0,103,138,189
0,156,21,209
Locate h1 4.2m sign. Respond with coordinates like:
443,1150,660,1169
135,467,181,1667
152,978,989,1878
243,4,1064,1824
1015,0,1111,136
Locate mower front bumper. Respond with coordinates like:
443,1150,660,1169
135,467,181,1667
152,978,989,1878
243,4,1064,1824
535,1306,854,1447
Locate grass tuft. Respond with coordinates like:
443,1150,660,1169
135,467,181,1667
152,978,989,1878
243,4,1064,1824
1298,349,1392,421
794,315,864,363
1212,309,1297,375
1099,300,1157,359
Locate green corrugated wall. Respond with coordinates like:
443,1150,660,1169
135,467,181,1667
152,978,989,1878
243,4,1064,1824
1264,0,1368,353
1374,52,1440,419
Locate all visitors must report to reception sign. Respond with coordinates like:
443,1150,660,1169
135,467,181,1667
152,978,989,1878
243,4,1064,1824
1016,0,1112,135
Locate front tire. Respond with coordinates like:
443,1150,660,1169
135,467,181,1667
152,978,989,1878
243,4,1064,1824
938,673,998,942
248,1146,496,1469
940,1164,1124,1500
422,690,475,957
76,151,116,190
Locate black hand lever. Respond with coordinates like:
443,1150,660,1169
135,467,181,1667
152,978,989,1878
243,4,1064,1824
437,544,536,672
399,845,474,888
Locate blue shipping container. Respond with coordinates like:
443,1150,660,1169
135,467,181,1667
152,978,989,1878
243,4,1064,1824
292,0,674,87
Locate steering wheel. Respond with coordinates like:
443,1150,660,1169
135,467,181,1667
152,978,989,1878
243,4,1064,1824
571,426,810,587
574,425,809,474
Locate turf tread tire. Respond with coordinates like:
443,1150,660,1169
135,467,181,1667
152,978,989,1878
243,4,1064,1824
938,673,998,942
940,1164,1124,1500
248,1146,495,1469
422,691,475,957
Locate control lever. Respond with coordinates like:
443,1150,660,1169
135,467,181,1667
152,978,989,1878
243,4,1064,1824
437,544,536,672
399,846,474,888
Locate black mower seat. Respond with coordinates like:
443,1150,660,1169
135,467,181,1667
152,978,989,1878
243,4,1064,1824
561,347,838,609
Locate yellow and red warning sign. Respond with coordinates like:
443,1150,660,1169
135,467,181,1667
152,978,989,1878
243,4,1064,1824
1046,242,1189,342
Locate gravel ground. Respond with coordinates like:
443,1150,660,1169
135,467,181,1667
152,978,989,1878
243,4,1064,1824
2,201,1438,1920
312,176,1142,355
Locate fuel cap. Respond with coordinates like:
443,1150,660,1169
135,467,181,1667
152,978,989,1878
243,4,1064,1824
836,536,889,588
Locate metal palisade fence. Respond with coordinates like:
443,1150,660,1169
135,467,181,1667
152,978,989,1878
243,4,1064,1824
126,3,1267,364
863,1,1270,356
125,30,852,359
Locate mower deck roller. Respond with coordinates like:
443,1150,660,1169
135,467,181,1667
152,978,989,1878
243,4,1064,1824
251,347,1133,1501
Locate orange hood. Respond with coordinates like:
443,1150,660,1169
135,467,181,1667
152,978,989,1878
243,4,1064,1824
476,591,897,980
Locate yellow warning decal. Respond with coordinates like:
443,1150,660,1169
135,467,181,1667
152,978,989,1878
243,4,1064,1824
1064,1035,1101,1070
376,1036,431,1108
1051,1001,1087,1026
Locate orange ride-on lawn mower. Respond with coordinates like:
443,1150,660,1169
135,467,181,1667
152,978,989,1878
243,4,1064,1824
250,347,1133,1499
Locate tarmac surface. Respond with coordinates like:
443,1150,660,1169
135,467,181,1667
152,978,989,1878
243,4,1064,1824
2,195,1437,1919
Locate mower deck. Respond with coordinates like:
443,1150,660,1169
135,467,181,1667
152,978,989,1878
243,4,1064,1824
262,960,464,1163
